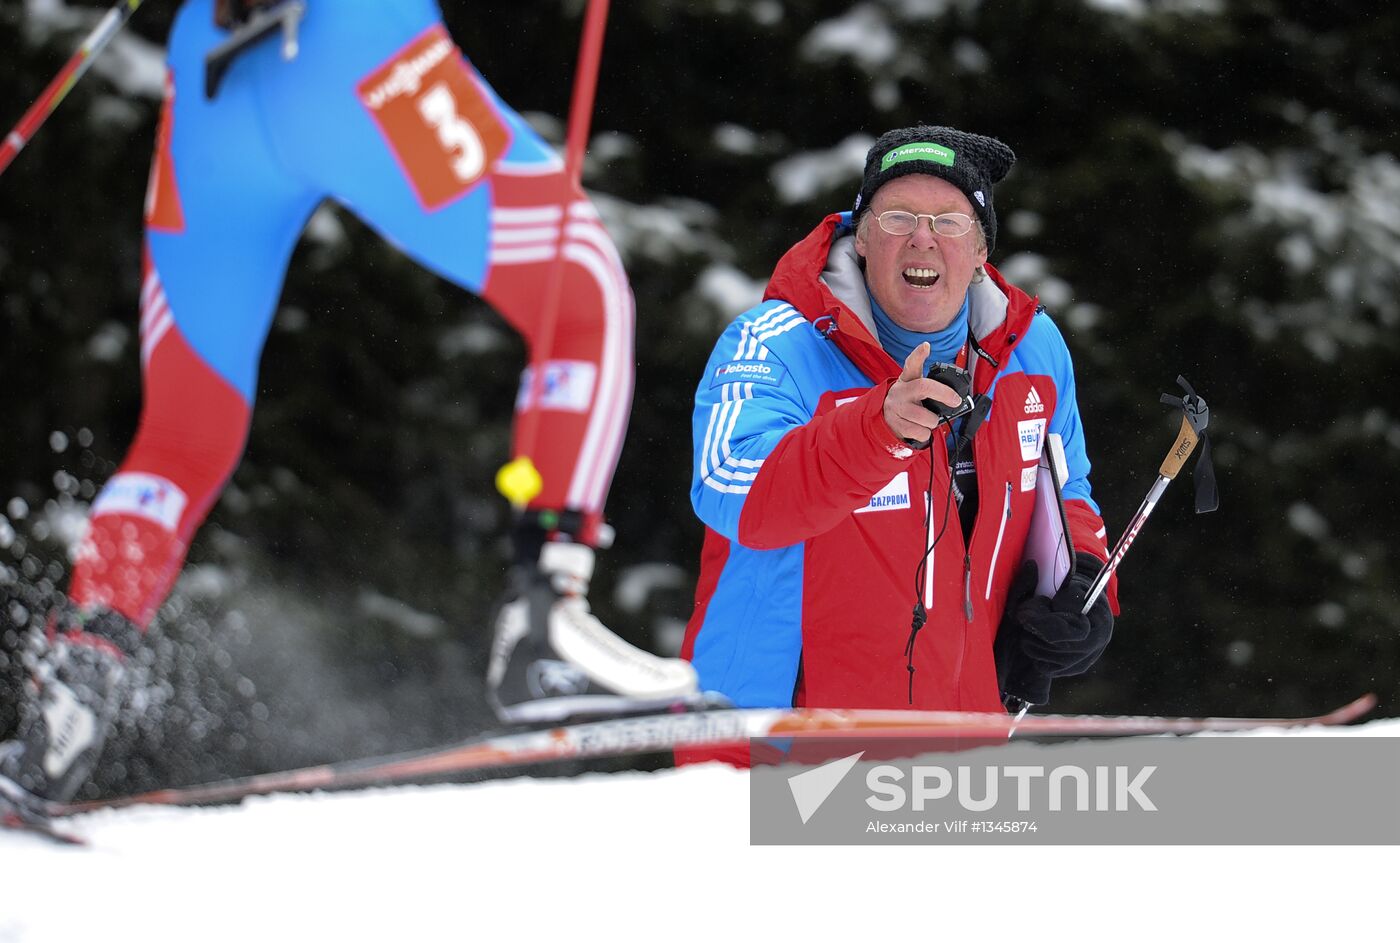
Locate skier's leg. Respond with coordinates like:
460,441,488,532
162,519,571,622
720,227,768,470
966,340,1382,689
472,168,702,720
71,3,321,629
266,5,694,717
260,2,628,542
65,246,255,628
3,1,321,805
479,168,634,549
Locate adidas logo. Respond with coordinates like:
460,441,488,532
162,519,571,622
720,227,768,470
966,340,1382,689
1024,387,1045,415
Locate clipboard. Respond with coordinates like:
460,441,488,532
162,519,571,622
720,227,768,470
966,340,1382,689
1024,432,1077,597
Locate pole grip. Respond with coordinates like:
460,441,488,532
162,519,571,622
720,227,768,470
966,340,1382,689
1158,414,1200,480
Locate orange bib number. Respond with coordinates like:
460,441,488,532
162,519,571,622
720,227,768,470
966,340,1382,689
356,25,511,210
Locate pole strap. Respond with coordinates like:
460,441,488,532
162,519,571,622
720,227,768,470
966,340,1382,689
1159,375,1218,514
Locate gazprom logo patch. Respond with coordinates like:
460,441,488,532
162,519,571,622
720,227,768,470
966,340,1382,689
855,472,911,514
712,360,786,388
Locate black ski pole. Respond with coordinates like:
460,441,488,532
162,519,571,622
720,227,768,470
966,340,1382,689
1081,376,1218,613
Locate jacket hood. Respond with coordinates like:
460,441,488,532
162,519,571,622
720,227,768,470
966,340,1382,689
763,212,1039,393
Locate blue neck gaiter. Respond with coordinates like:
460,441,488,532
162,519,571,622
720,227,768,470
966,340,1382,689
869,291,970,372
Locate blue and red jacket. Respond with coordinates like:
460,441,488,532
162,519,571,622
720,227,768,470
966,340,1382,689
682,212,1117,712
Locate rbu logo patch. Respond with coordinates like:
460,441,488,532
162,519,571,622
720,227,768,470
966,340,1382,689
1018,419,1047,462
712,360,787,388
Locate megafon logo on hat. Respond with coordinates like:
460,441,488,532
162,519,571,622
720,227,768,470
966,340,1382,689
880,142,956,171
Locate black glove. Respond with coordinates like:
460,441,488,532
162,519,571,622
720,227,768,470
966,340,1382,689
994,556,1114,708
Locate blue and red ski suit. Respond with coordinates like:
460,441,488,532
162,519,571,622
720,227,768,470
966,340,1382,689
71,0,634,626
682,212,1118,716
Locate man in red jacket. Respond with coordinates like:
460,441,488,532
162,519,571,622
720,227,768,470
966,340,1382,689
683,126,1118,746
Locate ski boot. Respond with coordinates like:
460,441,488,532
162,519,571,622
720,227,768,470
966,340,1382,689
0,605,139,804
487,540,699,723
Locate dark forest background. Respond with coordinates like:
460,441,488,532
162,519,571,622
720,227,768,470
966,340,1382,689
2,0,1397,795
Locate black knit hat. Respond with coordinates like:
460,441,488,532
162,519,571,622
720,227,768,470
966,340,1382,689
853,125,1016,254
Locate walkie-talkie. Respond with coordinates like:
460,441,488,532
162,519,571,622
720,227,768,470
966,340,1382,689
922,362,976,424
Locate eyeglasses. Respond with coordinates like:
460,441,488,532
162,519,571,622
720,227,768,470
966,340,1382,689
873,210,975,238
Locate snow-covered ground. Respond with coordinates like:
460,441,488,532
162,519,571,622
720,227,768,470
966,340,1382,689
4,720,1398,941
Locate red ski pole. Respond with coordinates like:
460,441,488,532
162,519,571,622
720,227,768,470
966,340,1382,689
496,0,612,509
0,0,147,178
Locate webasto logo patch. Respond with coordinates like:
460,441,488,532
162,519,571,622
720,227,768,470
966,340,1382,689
712,360,787,387
881,142,956,171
